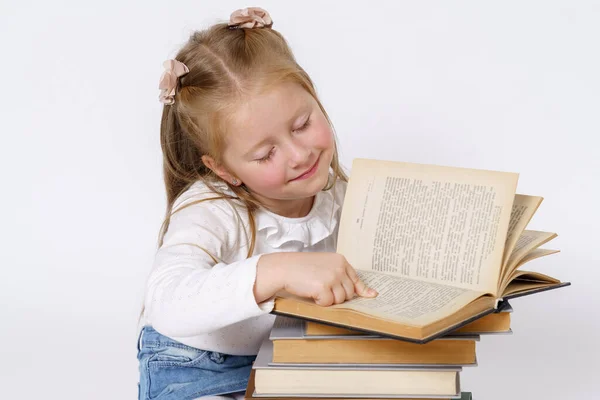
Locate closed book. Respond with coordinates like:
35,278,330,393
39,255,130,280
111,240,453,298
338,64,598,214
270,316,478,366
304,302,513,337
245,370,473,400
252,338,461,398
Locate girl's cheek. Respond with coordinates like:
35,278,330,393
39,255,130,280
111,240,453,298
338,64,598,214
312,117,334,149
250,165,286,188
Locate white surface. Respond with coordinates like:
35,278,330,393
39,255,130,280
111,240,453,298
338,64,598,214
1,1,598,399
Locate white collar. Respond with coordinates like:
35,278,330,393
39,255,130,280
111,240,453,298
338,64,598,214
255,184,342,248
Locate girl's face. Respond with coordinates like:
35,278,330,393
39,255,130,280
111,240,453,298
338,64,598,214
220,81,335,212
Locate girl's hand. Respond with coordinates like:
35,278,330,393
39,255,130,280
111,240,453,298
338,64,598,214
256,252,378,306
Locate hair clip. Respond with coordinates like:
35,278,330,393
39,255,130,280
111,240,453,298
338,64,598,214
158,59,189,105
228,7,273,29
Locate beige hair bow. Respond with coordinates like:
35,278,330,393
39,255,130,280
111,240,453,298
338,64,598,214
158,59,189,105
228,7,273,29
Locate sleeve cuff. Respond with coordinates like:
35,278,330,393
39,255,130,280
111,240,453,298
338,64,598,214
237,254,275,317
257,297,275,313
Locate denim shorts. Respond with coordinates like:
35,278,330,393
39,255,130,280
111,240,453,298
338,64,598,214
137,326,256,400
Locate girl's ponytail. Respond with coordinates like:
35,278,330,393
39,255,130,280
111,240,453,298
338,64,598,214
160,104,204,205
157,102,208,247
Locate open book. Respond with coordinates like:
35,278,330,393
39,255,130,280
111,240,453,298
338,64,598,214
272,159,570,343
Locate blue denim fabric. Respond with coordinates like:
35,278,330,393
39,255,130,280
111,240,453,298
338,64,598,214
137,326,256,400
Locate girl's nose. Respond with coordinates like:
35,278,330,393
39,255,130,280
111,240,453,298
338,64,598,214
286,142,312,168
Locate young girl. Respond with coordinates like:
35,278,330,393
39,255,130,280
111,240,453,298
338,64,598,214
138,7,378,400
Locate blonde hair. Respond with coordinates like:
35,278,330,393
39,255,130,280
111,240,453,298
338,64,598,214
158,22,347,256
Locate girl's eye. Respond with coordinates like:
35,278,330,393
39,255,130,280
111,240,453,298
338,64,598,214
256,148,275,164
294,117,311,132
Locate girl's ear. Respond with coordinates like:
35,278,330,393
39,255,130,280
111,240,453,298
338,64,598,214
201,155,240,186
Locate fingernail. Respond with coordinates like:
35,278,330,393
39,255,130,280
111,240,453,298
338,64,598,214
367,288,378,296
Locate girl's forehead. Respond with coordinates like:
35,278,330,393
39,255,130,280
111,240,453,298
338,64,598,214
226,81,313,143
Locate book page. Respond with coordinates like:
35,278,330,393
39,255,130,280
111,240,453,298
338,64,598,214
499,269,560,295
337,159,519,294
502,275,560,297
499,230,557,288
498,247,559,292
331,270,486,326
513,247,559,266
501,194,543,269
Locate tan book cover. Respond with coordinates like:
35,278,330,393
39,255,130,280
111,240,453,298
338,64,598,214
304,303,512,336
269,316,478,365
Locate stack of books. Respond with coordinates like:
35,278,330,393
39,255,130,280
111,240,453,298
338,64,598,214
244,158,569,399
244,307,512,400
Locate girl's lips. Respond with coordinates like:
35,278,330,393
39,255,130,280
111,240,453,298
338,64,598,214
290,155,320,181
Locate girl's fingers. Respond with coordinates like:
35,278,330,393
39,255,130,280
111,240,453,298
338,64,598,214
341,276,355,300
332,284,347,305
345,264,378,298
314,288,334,307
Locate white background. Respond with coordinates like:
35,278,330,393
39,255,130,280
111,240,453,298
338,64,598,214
1,1,598,399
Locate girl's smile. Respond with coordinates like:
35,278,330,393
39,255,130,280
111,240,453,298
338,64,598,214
289,153,321,182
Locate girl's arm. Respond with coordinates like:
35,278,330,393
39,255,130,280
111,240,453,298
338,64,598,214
144,193,272,338
145,188,376,338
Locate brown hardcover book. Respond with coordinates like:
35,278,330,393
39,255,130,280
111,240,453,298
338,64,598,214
273,159,569,343
304,304,511,336
270,316,478,365
272,338,476,365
